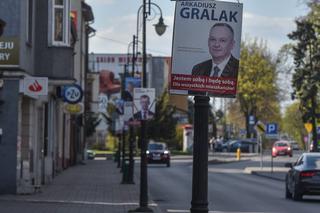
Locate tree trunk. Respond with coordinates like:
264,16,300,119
311,95,318,152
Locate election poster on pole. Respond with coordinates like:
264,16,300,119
170,0,243,98
133,88,156,121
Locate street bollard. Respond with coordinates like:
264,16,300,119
121,159,130,184
236,148,241,161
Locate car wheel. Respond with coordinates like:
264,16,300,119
292,185,302,201
166,161,170,167
285,182,292,199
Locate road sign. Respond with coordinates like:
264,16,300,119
249,115,255,125
255,120,265,134
304,123,312,133
63,84,83,104
266,123,278,139
266,123,278,134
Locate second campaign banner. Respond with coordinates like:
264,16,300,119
170,0,243,98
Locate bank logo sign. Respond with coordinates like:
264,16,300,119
23,77,48,97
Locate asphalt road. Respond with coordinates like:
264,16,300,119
145,152,320,213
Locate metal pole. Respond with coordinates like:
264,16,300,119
127,36,136,184
121,128,126,171
117,135,121,168
271,152,273,173
132,35,136,77
190,96,209,213
128,124,135,184
260,134,263,169
129,0,152,212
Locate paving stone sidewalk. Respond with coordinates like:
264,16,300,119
0,159,163,213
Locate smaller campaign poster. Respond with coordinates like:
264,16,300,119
133,88,156,121
123,77,141,102
170,0,243,98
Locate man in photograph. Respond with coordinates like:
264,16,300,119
192,22,239,78
123,81,134,102
133,94,154,120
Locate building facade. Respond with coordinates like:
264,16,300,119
0,0,94,194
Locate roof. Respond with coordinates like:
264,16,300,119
82,2,94,22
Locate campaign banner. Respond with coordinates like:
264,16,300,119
123,77,141,102
133,88,156,121
170,0,243,98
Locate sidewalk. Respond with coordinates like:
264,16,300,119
0,159,163,213
244,166,288,181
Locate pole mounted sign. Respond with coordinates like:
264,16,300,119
266,123,278,139
62,84,83,104
304,123,312,133
23,77,48,97
255,120,266,134
170,0,243,98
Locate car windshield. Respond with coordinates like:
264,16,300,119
148,143,164,150
306,156,320,168
276,143,288,147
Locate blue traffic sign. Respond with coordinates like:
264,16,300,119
266,123,278,135
63,84,83,104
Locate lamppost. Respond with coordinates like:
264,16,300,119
125,37,141,184
129,0,167,212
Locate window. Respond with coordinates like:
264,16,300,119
48,0,70,46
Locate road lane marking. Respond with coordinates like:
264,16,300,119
208,168,244,174
0,198,158,207
167,210,279,213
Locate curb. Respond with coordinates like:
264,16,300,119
250,171,285,182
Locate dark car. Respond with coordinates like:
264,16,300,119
221,139,235,152
285,153,320,200
272,140,292,157
147,142,170,167
87,150,96,160
226,139,257,153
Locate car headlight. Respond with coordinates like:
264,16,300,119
164,150,169,154
146,150,149,154
287,147,291,151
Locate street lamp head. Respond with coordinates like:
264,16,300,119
153,16,167,36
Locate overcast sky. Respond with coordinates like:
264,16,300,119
86,0,309,56
86,0,310,111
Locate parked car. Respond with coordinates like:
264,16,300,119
87,150,96,160
225,139,257,153
221,140,234,152
147,142,171,167
289,141,300,150
285,152,320,200
309,143,320,151
272,141,292,157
